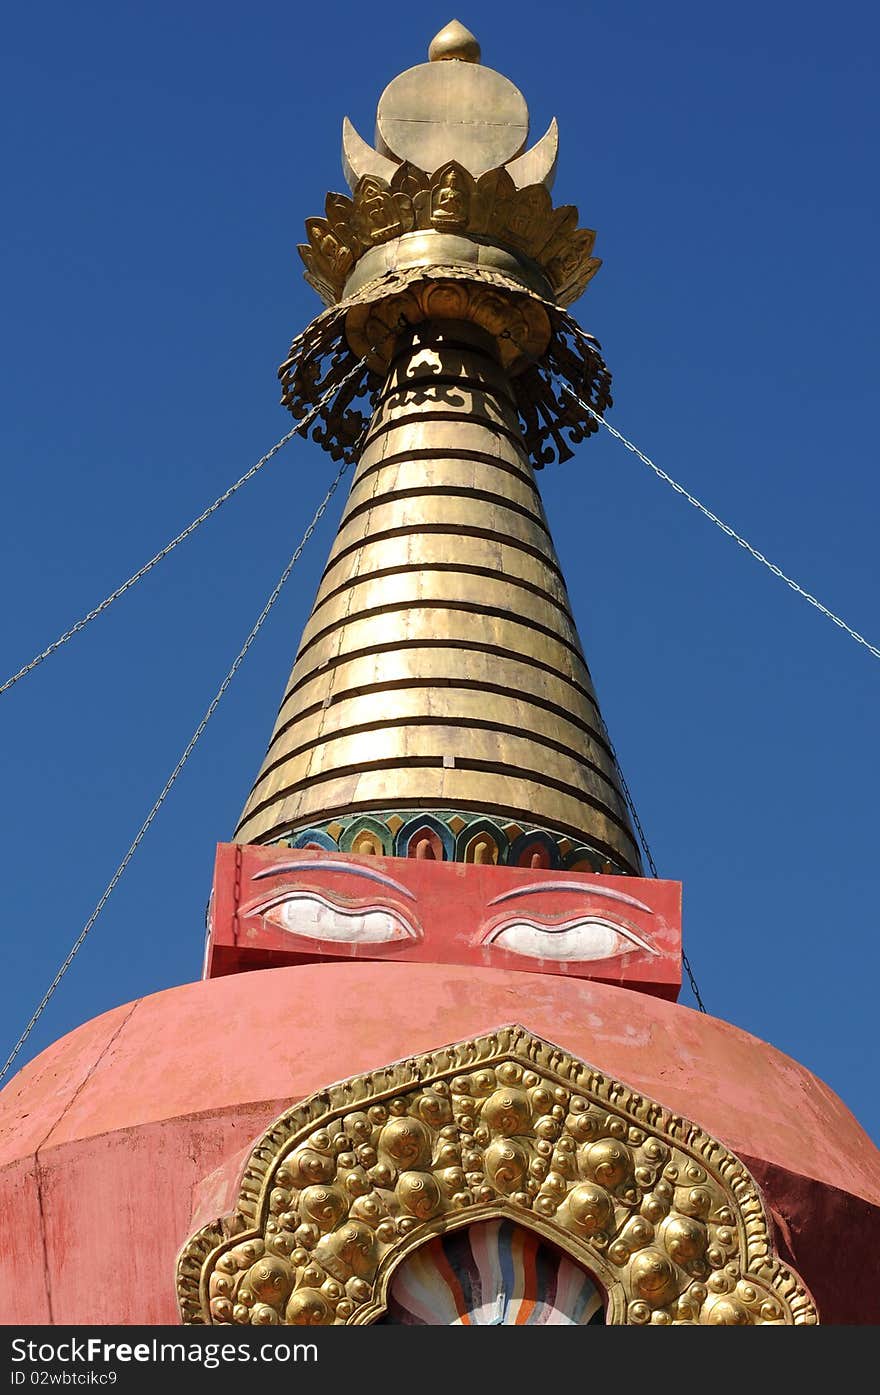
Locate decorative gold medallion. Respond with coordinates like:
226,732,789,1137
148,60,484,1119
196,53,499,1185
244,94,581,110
177,1027,818,1326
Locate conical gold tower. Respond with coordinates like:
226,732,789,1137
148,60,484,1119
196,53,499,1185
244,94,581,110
235,25,642,877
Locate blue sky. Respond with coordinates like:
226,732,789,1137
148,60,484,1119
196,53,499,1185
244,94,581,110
2,2,878,1148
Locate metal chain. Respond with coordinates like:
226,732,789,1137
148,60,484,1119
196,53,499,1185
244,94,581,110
556,375,744,1014
600,714,709,1014
559,356,876,1009
600,724,659,881
0,454,352,1085
0,359,367,698
559,381,880,662
680,951,708,1014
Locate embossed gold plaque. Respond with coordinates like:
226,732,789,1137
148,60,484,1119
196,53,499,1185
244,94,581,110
177,1028,817,1325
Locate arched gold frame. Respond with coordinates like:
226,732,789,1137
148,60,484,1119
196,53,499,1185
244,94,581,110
177,1026,817,1326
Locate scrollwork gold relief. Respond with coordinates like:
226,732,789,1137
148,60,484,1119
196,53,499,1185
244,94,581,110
275,268,612,470
177,1027,818,1326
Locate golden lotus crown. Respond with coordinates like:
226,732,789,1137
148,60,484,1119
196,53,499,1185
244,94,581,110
278,24,615,472
300,161,600,310
300,23,599,311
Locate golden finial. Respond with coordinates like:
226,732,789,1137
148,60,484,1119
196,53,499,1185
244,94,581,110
237,21,629,871
428,19,481,63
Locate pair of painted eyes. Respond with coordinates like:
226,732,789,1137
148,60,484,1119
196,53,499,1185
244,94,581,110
250,891,655,962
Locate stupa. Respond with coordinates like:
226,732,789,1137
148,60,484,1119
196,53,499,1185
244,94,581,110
1,22,878,1326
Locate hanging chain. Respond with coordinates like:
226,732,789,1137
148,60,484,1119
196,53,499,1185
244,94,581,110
553,371,732,1014
559,380,880,662
0,359,368,698
596,710,708,1014
0,453,353,1086
552,369,880,1014
680,951,708,1014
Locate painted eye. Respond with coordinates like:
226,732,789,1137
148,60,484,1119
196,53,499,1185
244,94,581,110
254,891,418,944
485,916,656,962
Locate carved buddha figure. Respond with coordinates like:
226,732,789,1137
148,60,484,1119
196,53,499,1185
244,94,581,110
547,241,593,295
308,222,354,280
430,165,470,231
353,178,407,245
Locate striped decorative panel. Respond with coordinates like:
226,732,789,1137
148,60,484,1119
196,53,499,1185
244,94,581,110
377,1219,605,1325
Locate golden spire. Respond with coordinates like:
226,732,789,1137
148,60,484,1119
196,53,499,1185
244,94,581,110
234,31,642,875
428,20,481,64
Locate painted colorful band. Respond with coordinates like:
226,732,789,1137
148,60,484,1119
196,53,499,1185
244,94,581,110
379,1218,605,1325
267,807,632,875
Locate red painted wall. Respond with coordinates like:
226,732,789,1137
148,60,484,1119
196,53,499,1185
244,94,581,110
1,962,878,1323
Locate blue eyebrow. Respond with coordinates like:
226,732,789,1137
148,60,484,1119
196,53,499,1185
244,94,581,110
488,881,654,914
251,859,417,901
